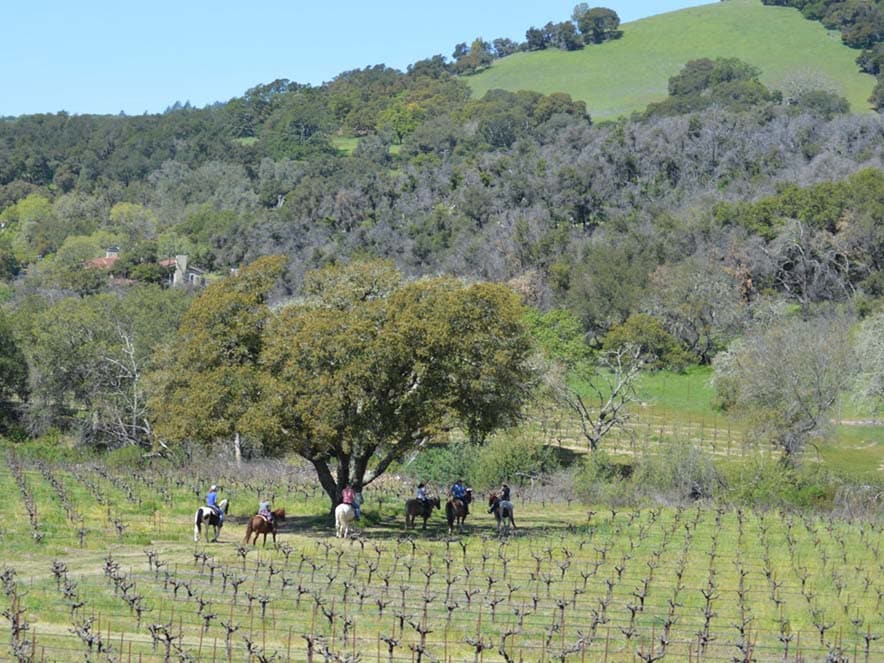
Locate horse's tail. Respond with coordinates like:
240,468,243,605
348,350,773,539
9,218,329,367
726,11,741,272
243,518,253,544
445,500,454,524
194,508,202,542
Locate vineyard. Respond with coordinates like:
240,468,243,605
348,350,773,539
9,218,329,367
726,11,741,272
0,448,881,663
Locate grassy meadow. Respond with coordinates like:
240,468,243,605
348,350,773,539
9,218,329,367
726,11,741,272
468,0,876,121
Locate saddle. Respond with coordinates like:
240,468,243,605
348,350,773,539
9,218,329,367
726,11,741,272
258,512,273,523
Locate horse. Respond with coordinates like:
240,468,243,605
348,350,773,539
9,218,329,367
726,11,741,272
445,498,469,534
194,498,228,542
335,503,356,538
405,497,440,529
243,508,286,546
488,494,516,535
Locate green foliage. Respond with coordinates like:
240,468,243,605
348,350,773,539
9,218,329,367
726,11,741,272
470,429,559,489
719,457,836,508
103,444,149,470
647,57,780,116
27,286,191,446
523,307,592,369
713,167,884,237
148,255,287,448
574,449,633,506
630,437,719,502
791,89,851,118
0,309,27,431
404,440,475,487
601,313,693,371
576,7,622,44
257,264,532,500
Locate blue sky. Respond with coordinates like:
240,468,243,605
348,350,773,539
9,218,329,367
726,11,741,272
3,1,712,117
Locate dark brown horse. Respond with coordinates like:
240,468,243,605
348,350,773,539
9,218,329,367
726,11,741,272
488,494,516,534
405,497,440,529
243,508,286,546
445,494,471,534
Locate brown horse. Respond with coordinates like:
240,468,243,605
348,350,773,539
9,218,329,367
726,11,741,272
445,497,470,534
243,508,286,546
405,497,440,529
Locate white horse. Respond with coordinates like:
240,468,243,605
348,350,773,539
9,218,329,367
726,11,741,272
335,503,356,538
194,498,228,542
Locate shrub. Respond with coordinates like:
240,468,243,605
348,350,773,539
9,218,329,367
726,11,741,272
630,437,719,503
104,445,148,470
718,457,837,509
470,428,559,489
574,450,636,506
601,313,694,371
403,439,475,487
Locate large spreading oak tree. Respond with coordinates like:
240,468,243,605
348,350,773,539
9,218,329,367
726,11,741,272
151,258,535,506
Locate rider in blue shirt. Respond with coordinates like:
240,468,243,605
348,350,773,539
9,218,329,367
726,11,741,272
206,484,223,523
450,479,469,514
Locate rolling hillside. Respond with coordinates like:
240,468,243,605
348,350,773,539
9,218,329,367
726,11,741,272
468,0,876,121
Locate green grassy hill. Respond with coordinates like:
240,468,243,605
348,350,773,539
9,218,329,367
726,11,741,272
468,0,876,121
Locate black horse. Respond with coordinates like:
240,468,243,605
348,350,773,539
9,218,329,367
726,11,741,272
405,497,440,529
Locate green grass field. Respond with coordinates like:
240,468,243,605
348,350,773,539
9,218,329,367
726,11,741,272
468,0,876,121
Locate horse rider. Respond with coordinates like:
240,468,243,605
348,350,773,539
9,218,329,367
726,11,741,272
417,481,431,513
206,484,223,523
450,479,469,515
491,483,511,514
258,498,274,525
342,483,360,520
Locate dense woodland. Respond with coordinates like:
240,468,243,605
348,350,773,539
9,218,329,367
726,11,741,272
0,3,881,484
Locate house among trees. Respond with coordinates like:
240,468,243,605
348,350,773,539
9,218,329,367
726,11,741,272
85,246,121,271
86,248,206,287
171,254,206,287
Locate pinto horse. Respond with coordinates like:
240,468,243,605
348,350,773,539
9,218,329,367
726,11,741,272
445,497,470,534
194,498,228,542
335,503,357,538
243,508,286,546
405,497,440,529
488,494,516,534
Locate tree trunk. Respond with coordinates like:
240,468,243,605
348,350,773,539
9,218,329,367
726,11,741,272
233,431,242,467
311,458,341,513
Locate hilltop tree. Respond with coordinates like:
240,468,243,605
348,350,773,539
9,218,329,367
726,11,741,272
453,38,494,74
576,7,622,44
243,260,535,506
